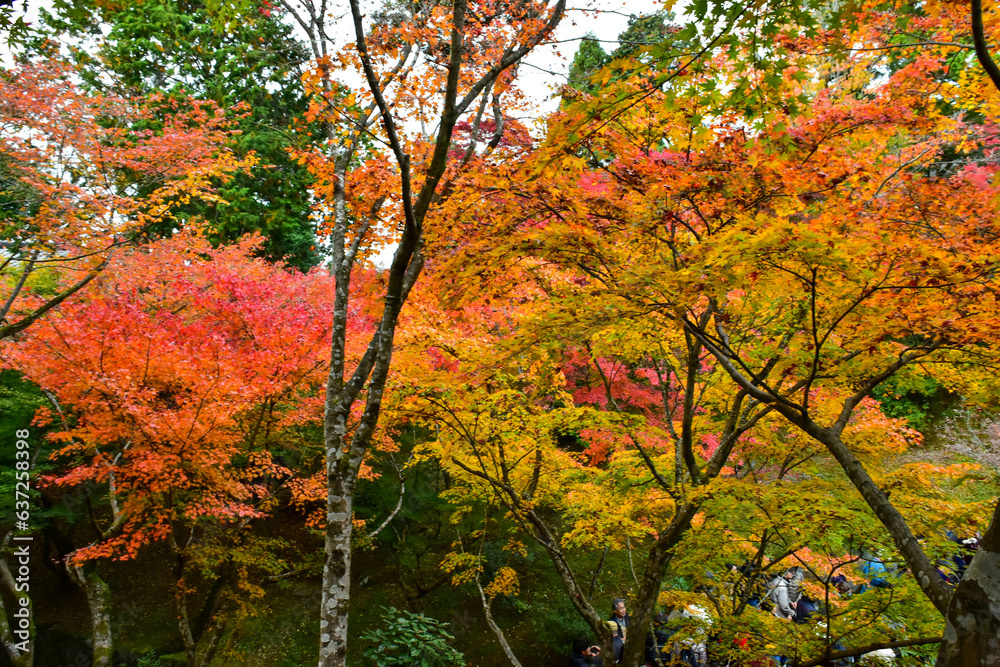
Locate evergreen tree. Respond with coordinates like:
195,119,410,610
565,32,608,97
609,11,678,62
564,13,684,103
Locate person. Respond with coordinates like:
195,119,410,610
609,598,630,663
766,572,795,620
784,566,805,606
781,567,817,624
570,637,604,666
666,605,709,667
647,610,674,666
861,552,891,588
793,597,817,624
832,573,865,597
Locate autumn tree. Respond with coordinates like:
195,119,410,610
664,7,1000,663
0,58,251,340
38,0,320,269
389,255,792,663
393,2,1000,664
255,0,568,664
671,122,1000,662
545,4,1000,663
392,238,964,665
4,1,997,665
2,231,339,665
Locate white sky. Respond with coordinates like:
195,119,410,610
520,0,663,113
4,0,663,102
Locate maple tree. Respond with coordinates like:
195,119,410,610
403,1,1000,663
662,5,1000,662
264,0,566,663
0,0,31,48
0,58,252,340
394,259,966,665
380,4,1000,660
2,0,999,663
1,231,342,665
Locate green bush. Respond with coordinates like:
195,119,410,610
362,606,466,667
871,374,950,430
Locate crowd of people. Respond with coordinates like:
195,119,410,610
568,534,980,667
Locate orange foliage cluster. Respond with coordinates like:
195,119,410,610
3,231,352,560
0,59,254,335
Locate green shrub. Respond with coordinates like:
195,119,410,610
362,606,466,667
871,374,950,430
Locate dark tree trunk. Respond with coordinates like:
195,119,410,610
620,502,698,667
937,498,1000,666
810,425,953,615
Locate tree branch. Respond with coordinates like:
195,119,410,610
972,0,1000,92
791,636,941,667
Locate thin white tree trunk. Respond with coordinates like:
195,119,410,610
318,432,356,666
310,1,566,662
0,547,32,667
474,576,523,667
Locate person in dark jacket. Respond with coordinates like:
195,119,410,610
646,611,673,666
570,637,604,666
609,598,630,663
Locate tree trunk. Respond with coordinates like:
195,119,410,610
943,3,1000,659
0,596,31,667
804,422,954,615
937,498,1000,666
0,547,31,667
309,0,564,661
474,577,523,667
318,441,356,667
620,501,697,667
200,622,226,667
69,565,113,667
176,587,198,667
170,531,203,667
